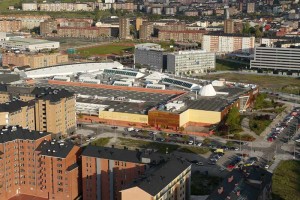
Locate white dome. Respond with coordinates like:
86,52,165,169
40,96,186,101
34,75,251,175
199,84,216,96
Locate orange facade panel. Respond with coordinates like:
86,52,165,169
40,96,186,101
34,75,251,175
148,110,180,128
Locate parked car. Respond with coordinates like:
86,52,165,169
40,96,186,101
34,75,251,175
196,162,204,166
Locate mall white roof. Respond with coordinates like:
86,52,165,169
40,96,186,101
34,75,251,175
199,84,216,96
25,61,123,78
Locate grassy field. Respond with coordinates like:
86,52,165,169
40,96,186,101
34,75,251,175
272,160,300,200
118,138,179,154
249,118,272,135
91,137,112,147
179,146,210,155
202,73,300,92
77,44,134,56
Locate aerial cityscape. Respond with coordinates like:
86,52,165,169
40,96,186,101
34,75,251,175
0,0,299,199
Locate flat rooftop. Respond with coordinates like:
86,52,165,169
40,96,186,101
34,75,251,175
36,82,178,104
77,97,157,114
5,38,58,45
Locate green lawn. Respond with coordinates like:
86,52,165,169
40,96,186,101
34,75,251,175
249,118,272,135
179,146,210,155
77,44,134,56
203,73,300,94
91,137,112,147
215,59,247,71
118,138,179,154
272,160,300,200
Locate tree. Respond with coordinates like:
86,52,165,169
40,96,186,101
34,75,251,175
203,138,211,145
225,106,241,133
242,22,251,34
178,127,184,132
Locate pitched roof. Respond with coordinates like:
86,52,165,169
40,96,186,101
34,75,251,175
127,158,191,196
82,145,165,164
36,140,77,158
0,100,35,113
207,166,273,200
0,126,50,143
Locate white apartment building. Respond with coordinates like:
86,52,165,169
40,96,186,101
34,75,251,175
202,34,255,55
166,50,215,74
250,46,300,72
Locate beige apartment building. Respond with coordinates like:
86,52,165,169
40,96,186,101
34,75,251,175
120,158,191,200
224,19,234,34
158,30,207,42
139,22,153,40
57,27,111,38
2,53,68,69
0,20,21,32
0,100,35,130
119,18,131,40
0,85,76,136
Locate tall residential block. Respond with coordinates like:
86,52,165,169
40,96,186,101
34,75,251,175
202,34,255,54
0,126,52,199
120,158,191,200
119,18,131,40
0,85,76,136
139,22,153,40
0,126,81,200
224,19,234,34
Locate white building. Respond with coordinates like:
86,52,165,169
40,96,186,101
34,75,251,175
166,50,215,74
202,34,255,54
250,46,300,73
25,61,123,78
22,3,38,11
0,38,59,52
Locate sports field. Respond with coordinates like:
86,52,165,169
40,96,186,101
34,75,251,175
77,44,134,56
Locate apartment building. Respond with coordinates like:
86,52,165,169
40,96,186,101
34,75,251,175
250,46,300,73
166,50,216,74
82,146,152,200
0,15,51,30
120,158,191,200
40,20,58,36
247,2,255,13
157,23,186,31
2,53,68,69
0,126,52,200
134,43,165,70
139,22,153,40
119,18,131,40
35,140,81,200
22,3,38,11
57,27,111,38
82,145,189,200
158,30,207,43
0,100,35,130
202,34,255,54
57,18,92,28
0,20,21,32
112,2,136,12
0,85,76,136
0,126,81,200
224,19,234,34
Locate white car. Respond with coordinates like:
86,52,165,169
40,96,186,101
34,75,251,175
197,142,202,147
188,141,194,145
90,137,96,140
265,165,269,169
295,139,300,143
